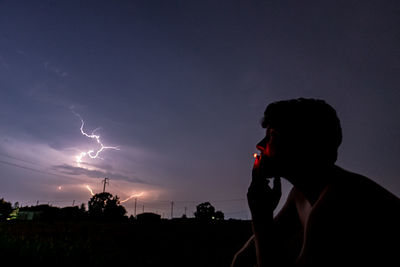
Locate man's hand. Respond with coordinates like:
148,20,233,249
247,155,283,267
247,155,282,221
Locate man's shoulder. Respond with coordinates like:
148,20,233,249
332,166,399,202
312,166,400,223
305,167,400,263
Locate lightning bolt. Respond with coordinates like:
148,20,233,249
85,184,143,202
73,114,119,166
85,185,95,196
120,192,144,203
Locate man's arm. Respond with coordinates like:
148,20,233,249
248,177,280,267
230,235,256,267
252,185,304,267
231,187,298,267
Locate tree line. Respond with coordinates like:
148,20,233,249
0,193,224,221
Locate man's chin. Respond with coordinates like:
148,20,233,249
261,169,281,179
259,156,283,178
265,174,280,179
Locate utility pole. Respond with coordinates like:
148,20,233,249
134,198,137,217
36,200,39,206
72,200,75,206
142,205,144,213
171,201,174,219
184,206,187,217
102,177,109,193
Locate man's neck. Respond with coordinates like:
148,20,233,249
285,164,338,205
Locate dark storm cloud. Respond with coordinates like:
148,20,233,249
51,164,148,184
79,162,115,171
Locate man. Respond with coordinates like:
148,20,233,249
232,98,400,267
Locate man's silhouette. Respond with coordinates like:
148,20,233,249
232,98,400,267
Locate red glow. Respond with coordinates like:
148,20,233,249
265,144,270,157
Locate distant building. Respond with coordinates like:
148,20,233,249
17,205,58,220
136,212,161,222
17,210,43,220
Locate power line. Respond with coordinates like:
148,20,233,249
0,159,247,204
0,159,75,180
210,198,246,203
1,159,249,218
0,153,42,167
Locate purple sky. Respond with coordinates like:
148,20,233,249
0,0,399,219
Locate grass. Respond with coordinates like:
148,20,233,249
0,219,252,266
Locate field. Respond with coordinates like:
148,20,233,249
0,219,252,266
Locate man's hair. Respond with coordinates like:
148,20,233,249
261,98,342,164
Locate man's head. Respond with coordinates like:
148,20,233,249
258,98,342,174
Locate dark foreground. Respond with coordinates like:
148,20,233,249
0,219,252,266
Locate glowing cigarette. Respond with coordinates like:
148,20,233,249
253,153,258,158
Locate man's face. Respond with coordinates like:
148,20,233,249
256,126,311,178
254,127,282,178
256,127,279,158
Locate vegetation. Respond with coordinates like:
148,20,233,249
0,198,12,221
0,196,248,266
0,219,251,266
88,192,127,220
194,202,225,221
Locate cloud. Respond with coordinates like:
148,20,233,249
44,61,68,77
52,164,149,184
79,161,115,171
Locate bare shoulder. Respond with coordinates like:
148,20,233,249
298,167,400,265
306,165,400,237
331,166,399,206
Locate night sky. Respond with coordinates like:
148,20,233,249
1,0,399,219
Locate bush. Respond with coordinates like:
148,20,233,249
0,198,12,221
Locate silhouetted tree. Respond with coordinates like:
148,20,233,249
0,198,12,220
80,203,86,212
194,202,224,221
88,192,126,220
214,210,224,220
